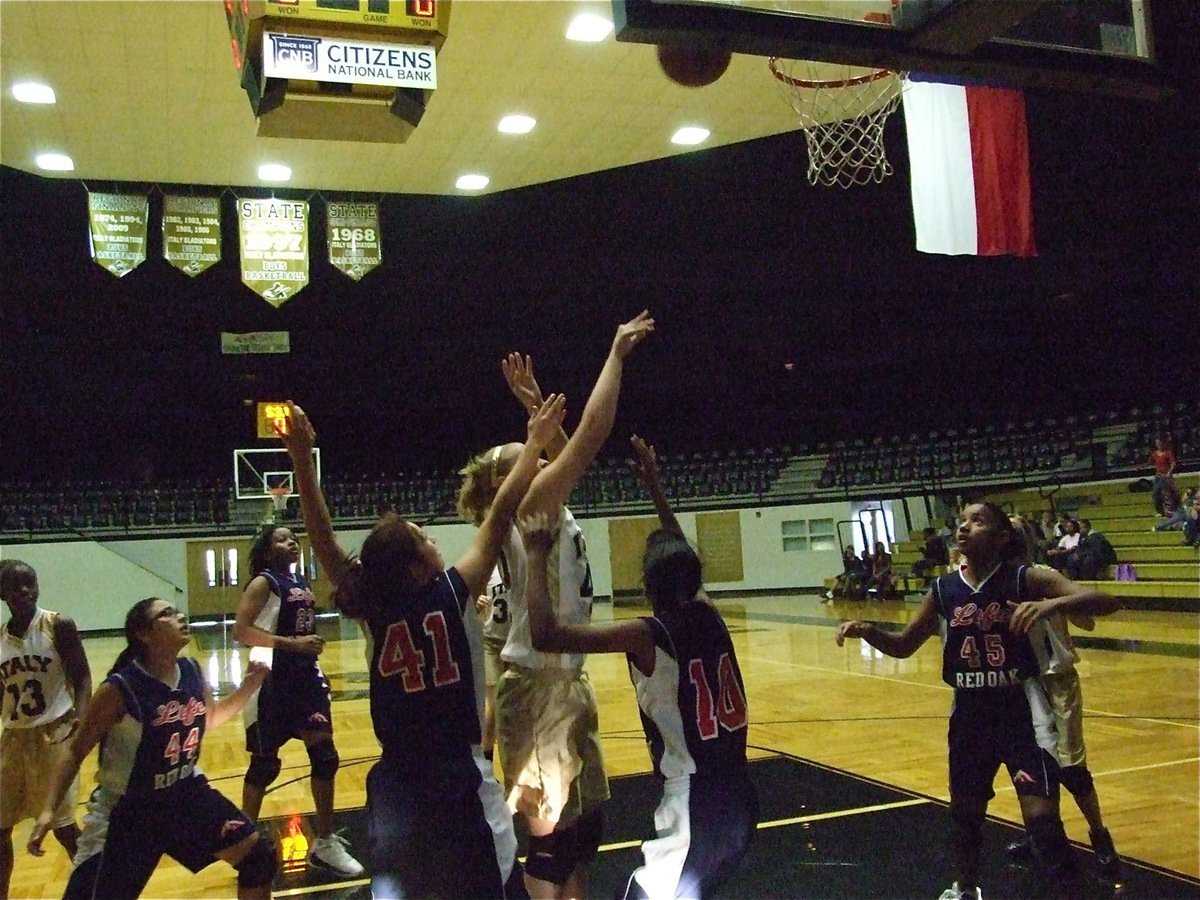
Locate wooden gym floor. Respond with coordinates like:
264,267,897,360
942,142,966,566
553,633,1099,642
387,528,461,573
7,593,1198,899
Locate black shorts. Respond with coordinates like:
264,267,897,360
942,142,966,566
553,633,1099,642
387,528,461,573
65,776,256,900
948,687,1060,803
366,756,505,899
246,667,332,755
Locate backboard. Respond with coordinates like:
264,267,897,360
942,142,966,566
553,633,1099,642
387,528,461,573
233,447,321,502
614,0,1170,98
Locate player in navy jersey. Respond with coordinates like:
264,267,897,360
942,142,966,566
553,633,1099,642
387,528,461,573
233,524,362,877
835,502,1119,900
278,396,564,898
520,435,756,900
27,597,276,900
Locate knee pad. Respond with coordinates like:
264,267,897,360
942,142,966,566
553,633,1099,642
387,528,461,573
560,807,604,869
524,832,573,886
245,754,282,789
1057,764,1094,799
1027,814,1073,872
307,739,340,780
235,836,278,888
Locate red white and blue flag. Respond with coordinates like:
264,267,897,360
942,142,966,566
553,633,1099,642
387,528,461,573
902,75,1037,257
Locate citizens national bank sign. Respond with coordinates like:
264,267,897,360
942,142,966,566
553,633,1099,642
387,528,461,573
264,33,437,89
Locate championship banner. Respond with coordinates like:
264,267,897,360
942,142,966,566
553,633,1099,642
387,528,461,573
220,331,291,355
237,198,309,306
163,196,222,276
327,201,381,281
87,192,148,278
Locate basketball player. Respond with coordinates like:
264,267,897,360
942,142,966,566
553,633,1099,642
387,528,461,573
279,395,565,898
27,597,276,900
1004,516,1122,881
233,525,363,878
0,560,91,900
467,313,653,899
519,433,757,899
835,502,1119,900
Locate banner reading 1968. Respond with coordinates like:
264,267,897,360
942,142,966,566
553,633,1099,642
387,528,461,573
87,192,148,278
327,202,381,281
237,198,309,306
163,196,221,276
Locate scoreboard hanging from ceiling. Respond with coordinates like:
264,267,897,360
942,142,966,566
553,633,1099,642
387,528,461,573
223,0,451,142
263,0,449,43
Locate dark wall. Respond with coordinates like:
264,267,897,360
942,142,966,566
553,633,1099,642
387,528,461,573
1,81,1196,482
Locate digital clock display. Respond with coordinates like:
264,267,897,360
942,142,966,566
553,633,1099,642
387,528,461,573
257,402,292,439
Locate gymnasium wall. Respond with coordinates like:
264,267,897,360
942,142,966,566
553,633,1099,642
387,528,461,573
2,499,855,632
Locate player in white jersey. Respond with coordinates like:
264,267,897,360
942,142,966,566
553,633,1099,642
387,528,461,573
458,314,654,899
0,559,92,900
1004,516,1122,881
519,435,756,900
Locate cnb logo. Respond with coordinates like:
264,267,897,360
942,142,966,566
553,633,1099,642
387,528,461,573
269,34,320,72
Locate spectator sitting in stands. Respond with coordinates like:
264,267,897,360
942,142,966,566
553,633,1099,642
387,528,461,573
1149,436,1178,515
864,542,893,598
1066,519,1118,581
1153,480,1185,530
1054,511,1072,540
1046,518,1081,571
1183,492,1200,548
911,527,950,584
825,548,865,602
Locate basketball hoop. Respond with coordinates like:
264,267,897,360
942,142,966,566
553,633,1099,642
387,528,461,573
269,485,290,522
768,56,905,188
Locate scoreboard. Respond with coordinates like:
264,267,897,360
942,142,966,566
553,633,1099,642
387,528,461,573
262,0,450,42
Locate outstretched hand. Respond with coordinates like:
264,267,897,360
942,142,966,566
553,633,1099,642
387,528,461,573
612,310,655,359
518,511,560,556
277,402,316,459
627,434,661,489
834,621,869,647
502,353,544,412
526,394,567,449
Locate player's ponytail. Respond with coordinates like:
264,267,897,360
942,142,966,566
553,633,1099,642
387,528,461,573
108,597,161,675
332,512,424,620
643,529,702,609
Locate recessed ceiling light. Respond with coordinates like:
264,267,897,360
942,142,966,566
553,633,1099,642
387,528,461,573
671,127,710,146
35,153,73,171
13,82,56,104
258,164,292,181
566,13,612,42
498,115,536,135
456,174,489,191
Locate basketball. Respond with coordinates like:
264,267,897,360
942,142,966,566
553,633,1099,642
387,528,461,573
656,43,732,88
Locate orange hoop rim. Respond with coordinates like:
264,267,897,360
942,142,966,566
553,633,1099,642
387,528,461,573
768,56,896,89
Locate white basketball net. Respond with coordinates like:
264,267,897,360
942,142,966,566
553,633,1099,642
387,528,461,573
770,58,905,189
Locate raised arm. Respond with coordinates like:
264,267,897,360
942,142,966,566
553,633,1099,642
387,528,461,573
27,682,126,856
455,395,566,597
280,403,354,586
1008,567,1120,635
206,660,269,729
502,353,568,462
835,593,940,658
628,434,682,535
520,513,655,671
519,311,654,517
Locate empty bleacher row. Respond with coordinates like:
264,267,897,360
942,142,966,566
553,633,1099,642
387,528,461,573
0,480,233,534
813,402,1197,493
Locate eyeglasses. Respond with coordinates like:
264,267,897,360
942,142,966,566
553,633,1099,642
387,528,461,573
153,607,180,620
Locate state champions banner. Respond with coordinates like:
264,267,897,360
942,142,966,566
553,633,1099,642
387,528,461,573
87,192,148,278
163,196,221,276
237,198,309,306
327,201,381,281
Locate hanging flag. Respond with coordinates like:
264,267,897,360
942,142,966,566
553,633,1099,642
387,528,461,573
902,76,1036,257
326,201,381,281
237,198,309,306
87,192,148,277
163,195,222,276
